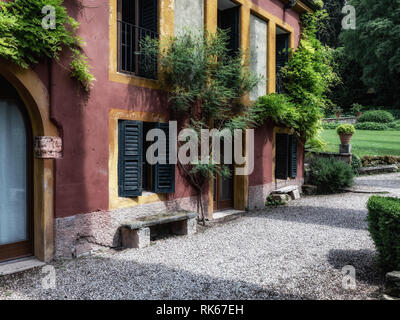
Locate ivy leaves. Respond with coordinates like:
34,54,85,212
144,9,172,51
252,12,338,143
0,0,94,91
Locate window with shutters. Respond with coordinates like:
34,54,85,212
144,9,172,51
118,120,175,197
218,0,240,57
276,29,290,93
275,133,298,180
117,0,158,79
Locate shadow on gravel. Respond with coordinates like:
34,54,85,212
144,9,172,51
0,257,313,300
248,206,368,231
327,249,384,286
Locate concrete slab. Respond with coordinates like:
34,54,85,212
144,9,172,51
0,258,45,276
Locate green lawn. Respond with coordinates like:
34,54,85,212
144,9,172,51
320,129,400,157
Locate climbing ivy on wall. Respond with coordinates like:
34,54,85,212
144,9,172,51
251,11,338,148
0,0,95,91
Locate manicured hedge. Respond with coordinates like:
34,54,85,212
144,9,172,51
322,122,339,130
367,196,400,271
358,110,395,124
355,122,389,131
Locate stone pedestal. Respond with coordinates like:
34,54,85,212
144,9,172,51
340,144,351,154
121,227,150,249
289,189,301,200
171,218,197,236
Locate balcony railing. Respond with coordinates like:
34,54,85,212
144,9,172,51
117,20,158,80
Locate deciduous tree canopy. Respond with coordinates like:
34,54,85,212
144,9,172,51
340,0,400,107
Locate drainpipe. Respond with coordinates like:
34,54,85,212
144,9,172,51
48,58,63,140
283,0,297,22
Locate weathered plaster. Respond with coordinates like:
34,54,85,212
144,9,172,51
174,0,204,36
250,14,267,101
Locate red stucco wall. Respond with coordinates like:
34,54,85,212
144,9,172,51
30,0,303,218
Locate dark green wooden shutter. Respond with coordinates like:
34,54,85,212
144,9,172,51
118,120,143,197
219,6,240,56
276,34,289,93
288,134,298,178
275,133,289,180
154,123,175,194
138,0,158,79
139,0,158,32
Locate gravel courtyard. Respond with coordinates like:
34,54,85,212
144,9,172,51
1,173,399,300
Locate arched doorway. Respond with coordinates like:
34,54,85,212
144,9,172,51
0,76,34,262
0,58,58,262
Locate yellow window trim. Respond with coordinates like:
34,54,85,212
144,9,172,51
108,0,174,90
109,109,170,210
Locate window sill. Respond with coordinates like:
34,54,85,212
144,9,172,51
108,70,161,90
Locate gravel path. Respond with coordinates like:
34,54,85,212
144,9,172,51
1,173,399,300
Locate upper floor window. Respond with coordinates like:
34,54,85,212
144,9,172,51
276,28,290,93
117,0,158,79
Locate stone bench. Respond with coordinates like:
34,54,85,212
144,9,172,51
121,211,198,249
271,186,301,200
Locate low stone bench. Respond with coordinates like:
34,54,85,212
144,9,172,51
271,186,301,200
121,211,198,249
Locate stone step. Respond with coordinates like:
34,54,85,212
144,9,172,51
0,258,45,276
359,165,399,175
211,210,244,224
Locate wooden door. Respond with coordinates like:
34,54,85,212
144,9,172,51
0,95,33,263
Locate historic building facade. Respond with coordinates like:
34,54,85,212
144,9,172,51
0,0,316,262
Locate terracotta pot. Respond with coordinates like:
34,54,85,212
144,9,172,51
339,133,353,145
356,112,362,118
336,112,342,118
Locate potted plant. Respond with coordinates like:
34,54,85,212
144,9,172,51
336,124,356,144
351,103,363,118
332,106,343,118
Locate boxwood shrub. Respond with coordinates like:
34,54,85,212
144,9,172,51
367,196,400,271
358,110,395,123
309,158,354,194
336,124,355,135
351,155,362,175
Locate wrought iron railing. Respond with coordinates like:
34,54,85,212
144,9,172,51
117,20,158,80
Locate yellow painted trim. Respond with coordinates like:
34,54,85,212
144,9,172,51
294,1,314,14
108,109,170,210
267,20,276,94
0,58,59,262
108,0,174,89
272,126,295,183
204,0,218,33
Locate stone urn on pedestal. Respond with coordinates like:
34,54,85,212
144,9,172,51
336,124,355,154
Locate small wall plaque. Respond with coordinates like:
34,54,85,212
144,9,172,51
34,136,62,159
